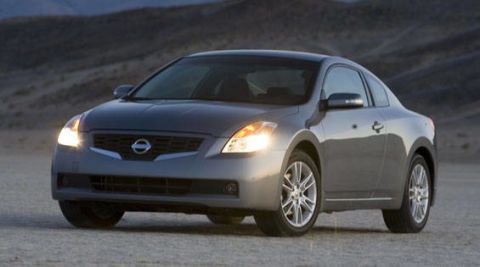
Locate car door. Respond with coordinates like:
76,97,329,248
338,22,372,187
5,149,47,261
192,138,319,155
320,66,387,199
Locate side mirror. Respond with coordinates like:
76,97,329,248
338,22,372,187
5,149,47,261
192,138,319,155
113,85,134,99
326,93,364,109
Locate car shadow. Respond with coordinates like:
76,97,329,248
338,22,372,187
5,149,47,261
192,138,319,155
311,226,389,234
112,224,389,237
114,222,265,237
0,212,389,237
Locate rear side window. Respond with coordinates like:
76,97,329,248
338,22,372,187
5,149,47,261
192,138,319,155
323,66,368,107
366,75,389,107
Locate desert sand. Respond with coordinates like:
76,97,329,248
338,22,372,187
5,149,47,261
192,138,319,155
0,149,479,265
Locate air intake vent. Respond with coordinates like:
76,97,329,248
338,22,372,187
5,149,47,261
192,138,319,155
90,176,192,195
57,174,238,197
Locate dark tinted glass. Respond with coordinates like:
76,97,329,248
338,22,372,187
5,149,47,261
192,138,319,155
366,75,389,107
323,67,368,107
133,56,319,105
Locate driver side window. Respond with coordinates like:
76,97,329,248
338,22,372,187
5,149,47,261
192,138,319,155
323,66,369,107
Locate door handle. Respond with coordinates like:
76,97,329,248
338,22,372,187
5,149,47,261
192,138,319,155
372,121,384,132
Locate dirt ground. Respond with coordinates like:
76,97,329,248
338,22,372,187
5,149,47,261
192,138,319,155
0,149,479,266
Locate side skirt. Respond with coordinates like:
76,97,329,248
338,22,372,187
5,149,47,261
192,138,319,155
323,197,396,211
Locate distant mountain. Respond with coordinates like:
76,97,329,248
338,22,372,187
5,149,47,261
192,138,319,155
0,0,478,161
0,0,479,133
0,0,221,20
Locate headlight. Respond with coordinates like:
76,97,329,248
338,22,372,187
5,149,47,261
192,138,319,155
57,115,82,147
222,121,277,153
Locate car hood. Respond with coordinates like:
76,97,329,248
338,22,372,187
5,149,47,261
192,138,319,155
80,99,298,137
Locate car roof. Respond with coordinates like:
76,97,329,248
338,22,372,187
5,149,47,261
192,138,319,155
187,50,402,107
188,49,330,62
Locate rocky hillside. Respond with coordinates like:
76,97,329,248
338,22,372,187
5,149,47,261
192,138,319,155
1,0,479,121
0,0,479,160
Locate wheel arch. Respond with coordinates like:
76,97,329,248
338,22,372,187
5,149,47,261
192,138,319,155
293,140,321,171
282,130,323,174
406,138,437,206
278,130,325,210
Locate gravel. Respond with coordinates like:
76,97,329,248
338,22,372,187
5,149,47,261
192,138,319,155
1,152,479,266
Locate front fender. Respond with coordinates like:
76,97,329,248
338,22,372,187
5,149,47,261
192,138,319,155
273,130,325,211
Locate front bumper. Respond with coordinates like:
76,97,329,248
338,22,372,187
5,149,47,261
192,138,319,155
51,131,286,211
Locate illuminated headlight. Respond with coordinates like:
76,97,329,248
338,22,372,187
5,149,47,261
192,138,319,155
57,115,82,147
222,121,277,153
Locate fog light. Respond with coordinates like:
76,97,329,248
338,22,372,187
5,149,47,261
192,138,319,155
225,182,238,195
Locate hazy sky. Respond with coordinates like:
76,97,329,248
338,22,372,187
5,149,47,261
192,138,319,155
0,0,222,19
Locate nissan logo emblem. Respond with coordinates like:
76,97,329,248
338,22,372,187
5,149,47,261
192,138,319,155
131,138,152,155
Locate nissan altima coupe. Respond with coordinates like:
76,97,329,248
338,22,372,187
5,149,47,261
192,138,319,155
52,50,436,236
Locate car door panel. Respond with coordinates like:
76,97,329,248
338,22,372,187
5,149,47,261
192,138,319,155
321,108,386,199
318,65,387,201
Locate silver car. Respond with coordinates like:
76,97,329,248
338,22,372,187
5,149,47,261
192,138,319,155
52,50,437,236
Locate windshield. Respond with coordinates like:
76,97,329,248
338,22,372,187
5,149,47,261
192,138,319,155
132,56,319,105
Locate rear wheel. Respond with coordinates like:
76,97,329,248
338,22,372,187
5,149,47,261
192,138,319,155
382,154,431,233
254,150,321,236
59,201,124,228
206,215,245,225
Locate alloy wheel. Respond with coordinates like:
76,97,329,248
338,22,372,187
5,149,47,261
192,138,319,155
281,161,317,227
409,164,429,223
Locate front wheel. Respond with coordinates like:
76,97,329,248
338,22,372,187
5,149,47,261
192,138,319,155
254,150,321,236
382,154,432,233
59,201,124,228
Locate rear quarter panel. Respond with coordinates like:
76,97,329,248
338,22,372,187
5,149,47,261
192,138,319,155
376,105,436,208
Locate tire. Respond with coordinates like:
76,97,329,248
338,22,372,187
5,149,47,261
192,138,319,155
254,150,321,236
382,154,432,233
59,201,124,229
206,215,245,225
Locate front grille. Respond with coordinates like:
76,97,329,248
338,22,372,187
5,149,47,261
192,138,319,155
93,134,203,161
58,174,238,197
